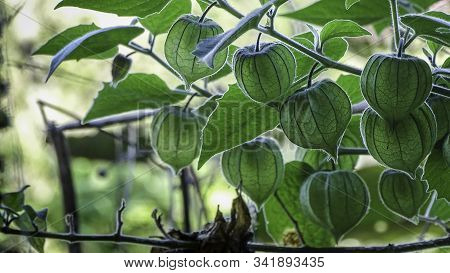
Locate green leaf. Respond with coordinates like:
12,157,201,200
83,74,187,122
33,24,117,60
291,32,347,79
45,26,144,82
260,0,288,6
195,95,221,118
208,45,239,82
425,148,450,201
0,185,29,212
427,41,442,56
193,0,276,67
429,198,450,222
264,162,335,247
320,19,371,45
401,14,450,47
322,38,348,61
336,74,363,104
198,84,279,168
139,0,191,36
282,0,391,26
196,0,210,10
55,0,169,18
14,206,48,253
345,0,360,10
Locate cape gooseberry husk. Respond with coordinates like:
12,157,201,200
378,169,428,224
300,170,370,243
361,104,437,177
280,79,352,160
427,95,449,141
111,54,132,88
151,106,204,173
165,14,228,89
361,54,432,123
233,42,296,104
221,137,284,208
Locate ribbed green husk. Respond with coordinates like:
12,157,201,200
361,54,432,123
111,54,132,87
221,137,284,208
165,14,228,89
361,104,437,177
151,106,203,173
233,42,296,103
378,169,428,223
427,95,449,141
300,170,370,242
280,79,352,160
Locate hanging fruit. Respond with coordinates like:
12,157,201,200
280,79,352,160
233,34,296,104
165,13,228,89
110,54,132,87
361,104,437,177
300,170,370,243
361,53,432,123
151,106,204,173
378,169,428,223
221,137,284,208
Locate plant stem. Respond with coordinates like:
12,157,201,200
255,33,262,52
432,84,450,98
274,191,304,246
216,0,363,76
180,169,192,233
183,93,198,111
403,34,417,50
1,226,449,252
338,147,369,155
389,0,401,50
126,42,212,98
307,63,320,88
199,2,218,23
262,27,362,75
397,38,404,57
351,100,369,114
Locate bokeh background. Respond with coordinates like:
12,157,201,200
0,0,448,252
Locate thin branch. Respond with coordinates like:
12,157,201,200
1,227,449,253
338,147,369,155
432,85,450,98
274,191,304,246
115,199,126,236
151,209,172,239
216,0,362,76
403,34,417,50
180,169,192,232
261,27,362,75
418,216,450,234
65,214,75,235
188,166,209,223
57,109,159,131
126,42,212,98
389,0,401,50
351,100,369,114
